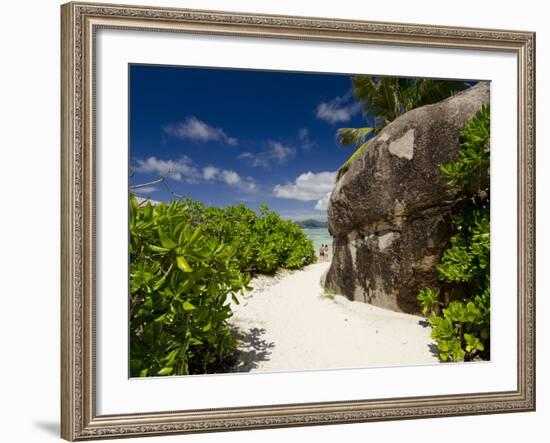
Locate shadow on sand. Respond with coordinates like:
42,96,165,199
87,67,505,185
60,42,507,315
418,319,430,328
418,319,440,359
230,327,275,372
427,343,440,359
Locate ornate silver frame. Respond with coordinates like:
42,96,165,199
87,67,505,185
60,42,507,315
61,1,536,440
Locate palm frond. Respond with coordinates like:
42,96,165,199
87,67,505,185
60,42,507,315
336,127,374,147
352,76,470,129
352,76,406,127
335,76,472,182
402,79,469,111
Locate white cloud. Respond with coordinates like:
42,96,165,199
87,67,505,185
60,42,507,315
203,166,257,192
202,165,220,181
223,170,257,192
316,94,361,124
238,140,296,169
133,157,256,192
298,128,315,151
163,116,238,146
221,170,240,185
133,186,158,194
238,151,267,169
314,192,332,211
132,156,200,182
239,180,257,192
268,141,295,162
202,166,246,187
273,171,336,204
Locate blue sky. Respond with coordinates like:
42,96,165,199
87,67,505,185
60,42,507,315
129,64,373,221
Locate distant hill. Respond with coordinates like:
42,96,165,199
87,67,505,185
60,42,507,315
296,219,329,228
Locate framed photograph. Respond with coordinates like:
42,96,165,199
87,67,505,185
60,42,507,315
61,1,536,440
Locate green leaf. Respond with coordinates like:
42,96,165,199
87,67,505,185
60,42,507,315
189,227,202,244
143,203,153,220
157,367,173,376
153,264,172,291
182,301,196,311
149,244,170,253
177,255,192,273
164,349,179,366
158,227,177,249
175,278,194,296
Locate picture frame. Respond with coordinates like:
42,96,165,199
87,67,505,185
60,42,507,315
60,1,536,440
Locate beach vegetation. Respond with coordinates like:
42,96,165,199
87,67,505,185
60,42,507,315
181,200,317,273
419,105,491,362
321,288,336,300
417,288,442,317
129,196,316,376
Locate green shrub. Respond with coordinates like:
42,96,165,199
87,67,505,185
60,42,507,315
440,105,490,190
418,105,490,362
129,196,316,376
129,197,250,376
179,201,316,274
417,288,442,317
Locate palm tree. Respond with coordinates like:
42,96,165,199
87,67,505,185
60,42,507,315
336,77,470,181
353,77,469,129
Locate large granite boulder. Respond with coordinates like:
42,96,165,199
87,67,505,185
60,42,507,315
323,82,490,314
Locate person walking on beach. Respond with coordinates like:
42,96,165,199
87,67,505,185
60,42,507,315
319,244,325,261
323,244,329,261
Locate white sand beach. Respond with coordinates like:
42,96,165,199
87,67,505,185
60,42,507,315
229,261,439,373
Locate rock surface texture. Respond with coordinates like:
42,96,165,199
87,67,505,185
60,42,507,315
323,82,490,314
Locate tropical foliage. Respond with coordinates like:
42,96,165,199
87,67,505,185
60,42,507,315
352,77,469,128
336,77,469,180
129,196,316,376
178,200,317,273
418,105,491,362
440,104,490,190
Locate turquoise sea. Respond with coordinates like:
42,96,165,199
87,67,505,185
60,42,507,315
302,228,333,259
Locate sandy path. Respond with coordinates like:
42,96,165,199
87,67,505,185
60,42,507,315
228,262,439,373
